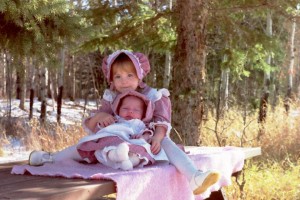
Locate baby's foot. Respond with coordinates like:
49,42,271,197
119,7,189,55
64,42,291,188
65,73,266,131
190,170,221,195
129,152,140,167
108,143,129,162
116,143,129,161
120,159,133,171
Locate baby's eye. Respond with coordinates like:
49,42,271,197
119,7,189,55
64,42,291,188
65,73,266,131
114,75,121,79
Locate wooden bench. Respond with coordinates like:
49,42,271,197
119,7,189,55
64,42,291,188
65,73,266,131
0,147,261,200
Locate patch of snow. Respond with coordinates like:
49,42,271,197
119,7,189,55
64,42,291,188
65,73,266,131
0,98,97,164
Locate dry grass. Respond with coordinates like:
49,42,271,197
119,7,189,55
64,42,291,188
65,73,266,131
25,118,86,152
0,117,86,153
201,100,300,162
201,100,300,199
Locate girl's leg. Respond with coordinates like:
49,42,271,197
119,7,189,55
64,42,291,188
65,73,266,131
161,137,220,195
52,145,83,162
29,145,83,166
161,137,196,180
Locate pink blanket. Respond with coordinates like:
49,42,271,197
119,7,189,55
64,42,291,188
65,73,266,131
11,146,245,200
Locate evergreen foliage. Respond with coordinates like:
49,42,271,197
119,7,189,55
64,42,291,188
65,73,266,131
78,1,175,53
0,0,84,59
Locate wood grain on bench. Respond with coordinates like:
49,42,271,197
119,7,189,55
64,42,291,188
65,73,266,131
0,161,116,200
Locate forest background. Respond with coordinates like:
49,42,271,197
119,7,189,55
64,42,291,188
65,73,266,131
0,0,299,199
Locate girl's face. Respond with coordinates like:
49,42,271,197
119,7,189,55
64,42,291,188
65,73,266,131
111,62,139,93
118,96,145,120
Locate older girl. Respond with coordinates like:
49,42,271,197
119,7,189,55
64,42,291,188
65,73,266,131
84,50,220,195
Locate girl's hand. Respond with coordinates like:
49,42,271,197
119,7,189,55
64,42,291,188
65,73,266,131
97,112,115,127
150,136,162,155
149,126,166,154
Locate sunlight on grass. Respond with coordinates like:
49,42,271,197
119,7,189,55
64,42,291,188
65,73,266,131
225,161,300,200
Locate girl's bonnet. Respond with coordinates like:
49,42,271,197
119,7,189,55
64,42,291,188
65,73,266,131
102,50,151,88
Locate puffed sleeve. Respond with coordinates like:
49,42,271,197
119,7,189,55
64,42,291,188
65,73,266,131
153,95,171,123
148,95,172,137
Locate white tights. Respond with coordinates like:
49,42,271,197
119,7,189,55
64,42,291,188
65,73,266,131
161,137,197,181
52,145,82,162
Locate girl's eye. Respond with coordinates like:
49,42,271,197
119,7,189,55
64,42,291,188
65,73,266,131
128,73,134,78
114,75,121,79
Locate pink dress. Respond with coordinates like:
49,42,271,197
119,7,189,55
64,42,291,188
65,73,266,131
79,89,172,167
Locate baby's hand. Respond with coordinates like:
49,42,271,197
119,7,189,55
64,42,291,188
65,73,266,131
97,113,115,127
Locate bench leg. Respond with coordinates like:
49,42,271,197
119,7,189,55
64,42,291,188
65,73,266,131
206,188,227,200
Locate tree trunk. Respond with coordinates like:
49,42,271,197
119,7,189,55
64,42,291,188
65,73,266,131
39,66,47,124
163,0,173,89
28,58,35,120
259,11,272,123
57,48,65,124
66,54,75,100
49,70,56,112
171,0,208,146
216,65,230,119
163,52,172,89
285,18,296,113
16,58,26,110
0,53,5,97
4,51,13,119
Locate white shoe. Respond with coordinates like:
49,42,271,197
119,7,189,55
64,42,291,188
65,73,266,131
29,150,54,166
190,170,221,195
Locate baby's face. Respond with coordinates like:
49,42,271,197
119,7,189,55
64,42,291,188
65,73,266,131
118,96,145,120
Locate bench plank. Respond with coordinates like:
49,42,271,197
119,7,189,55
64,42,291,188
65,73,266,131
0,161,116,200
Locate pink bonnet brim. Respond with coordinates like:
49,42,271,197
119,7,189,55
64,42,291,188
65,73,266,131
102,50,150,81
